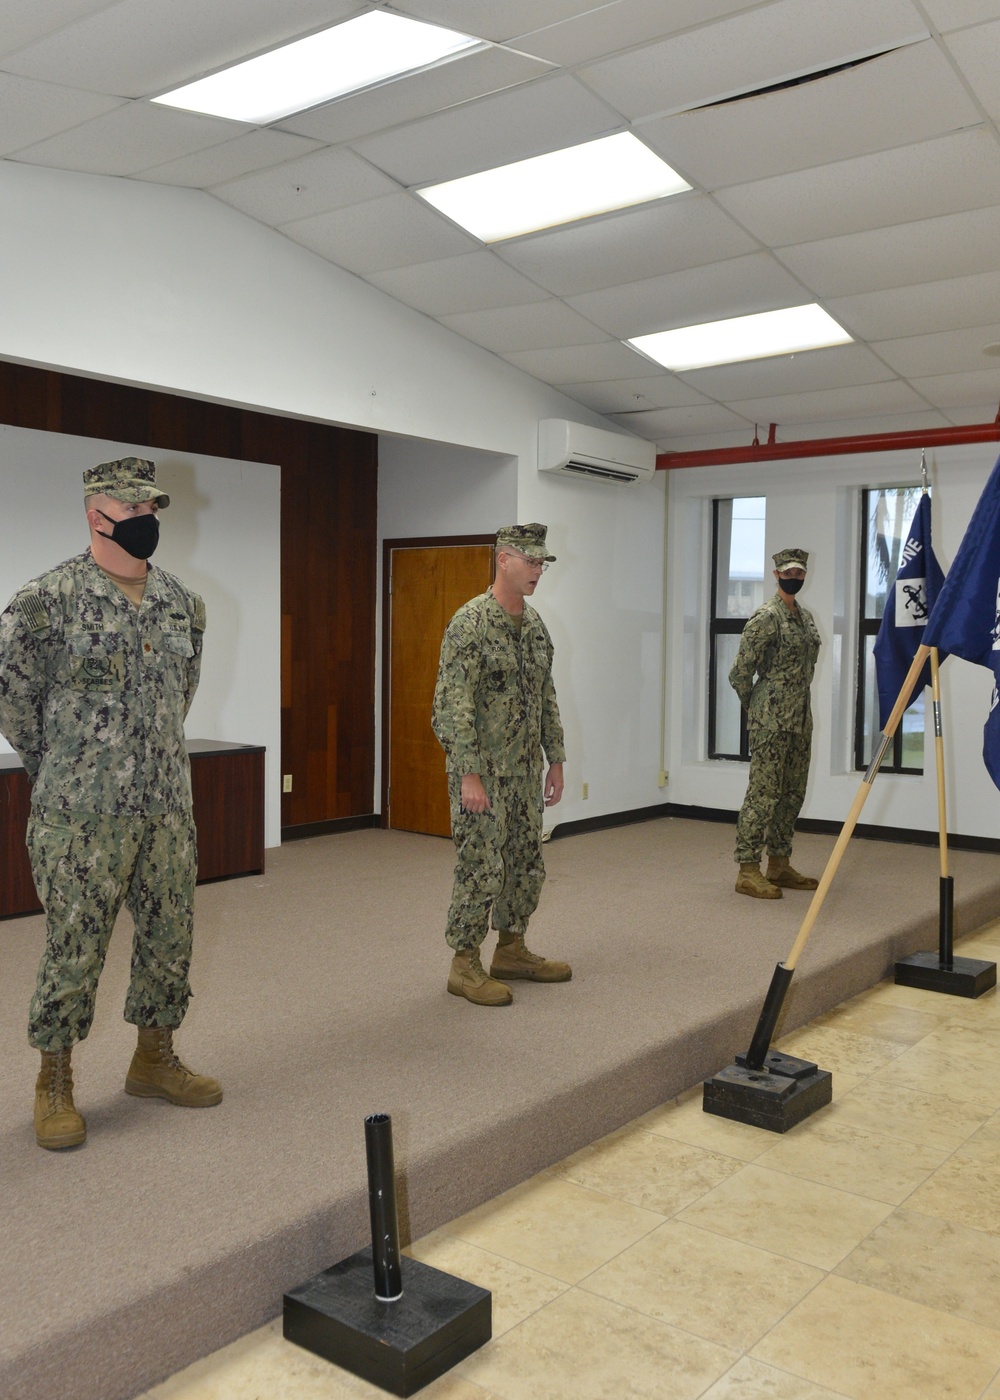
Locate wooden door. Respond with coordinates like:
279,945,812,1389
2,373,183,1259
387,544,494,835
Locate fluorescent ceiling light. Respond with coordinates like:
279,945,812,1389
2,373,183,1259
417,132,691,242
153,11,478,125
628,305,853,371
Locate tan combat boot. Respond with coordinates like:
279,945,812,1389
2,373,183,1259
35,1047,87,1150
125,1027,223,1106
735,863,782,899
490,932,572,982
765,856,819,891
448,949,513,1006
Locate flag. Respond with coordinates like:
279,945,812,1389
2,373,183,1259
923,452,1000,790
873,490,945,730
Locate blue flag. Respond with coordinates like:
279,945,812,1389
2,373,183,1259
923,452,1000,790
873,491,945,730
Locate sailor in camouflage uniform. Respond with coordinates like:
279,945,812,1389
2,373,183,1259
432,524,571,1006
0,458,221,1150
729,547,822,900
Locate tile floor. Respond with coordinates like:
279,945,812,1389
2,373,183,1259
142,921,1000,1400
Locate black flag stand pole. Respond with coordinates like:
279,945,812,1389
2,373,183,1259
704,647,931,1133
894,648,996,997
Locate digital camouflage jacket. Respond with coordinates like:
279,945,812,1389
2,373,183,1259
432,590,565,778
0,551,204,816
728,593,821,737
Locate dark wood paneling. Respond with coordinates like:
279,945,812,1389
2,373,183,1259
0,744,266,918
0,361,378,830
0,758,39,916
188,744,265,881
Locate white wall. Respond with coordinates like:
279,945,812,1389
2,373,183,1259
0,424,282,847
0,160,669,834
666,443,1000,841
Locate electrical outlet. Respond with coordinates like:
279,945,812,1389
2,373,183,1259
581,782,589,800
283,774,293,793
658,770,669,787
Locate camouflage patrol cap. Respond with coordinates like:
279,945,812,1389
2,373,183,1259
82,457,170,508
496,522,556,562
773,547,808,572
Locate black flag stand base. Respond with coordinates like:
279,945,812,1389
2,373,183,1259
284,1115,491,1397
894,877,996,999
703,963,832,1133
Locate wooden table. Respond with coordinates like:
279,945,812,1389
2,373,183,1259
0,740,265,919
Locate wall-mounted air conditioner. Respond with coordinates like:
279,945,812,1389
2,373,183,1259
537,419,656,486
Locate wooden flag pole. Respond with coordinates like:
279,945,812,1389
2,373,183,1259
742,646,930,1070
894,648,995,995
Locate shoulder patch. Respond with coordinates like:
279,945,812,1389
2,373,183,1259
191,597,206,632
16,592,51,633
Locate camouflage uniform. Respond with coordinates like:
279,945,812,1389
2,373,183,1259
0,549,205,1050
729,592,821,865
432,590,565,951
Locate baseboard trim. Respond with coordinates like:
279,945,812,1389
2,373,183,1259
550,802,1000,855
282,814,378,842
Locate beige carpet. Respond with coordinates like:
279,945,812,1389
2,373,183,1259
2,818,998,1400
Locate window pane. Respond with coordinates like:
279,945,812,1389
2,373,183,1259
715,496,766,619
863,486,922,621
900,691,925,769
713,633,743,755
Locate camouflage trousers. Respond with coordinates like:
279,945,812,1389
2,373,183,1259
734,728,812,865
26,808,197,1051
444,773,545,951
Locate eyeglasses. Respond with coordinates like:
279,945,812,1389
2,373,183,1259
506,550,548,572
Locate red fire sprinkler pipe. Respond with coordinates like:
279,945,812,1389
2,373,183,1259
655,405,1000,470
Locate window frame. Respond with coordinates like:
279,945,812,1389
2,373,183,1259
853,485,924,775
708,497,754,761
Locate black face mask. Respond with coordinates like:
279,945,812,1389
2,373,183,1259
778,576,804,595
96,508,160,560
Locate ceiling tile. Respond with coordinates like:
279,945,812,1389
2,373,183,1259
554,374,712,414
1,0,364,98
579,0,927,122
639,42,981,189
140,129,322,188
501,341,654,382
349,72,621,185
390,0,606,43
366,251,550,316
0,0,115,60
909,369,1000,410
495,195,757,297
676,344,897,400
827,270,1000,342
514,0,753,67
212,147,400,223
438,300,609,351
714,129,1000,247
921,0,1000,29
609,402,754,439
563,253,805,339
657,428,761,454
776,205,1000,297
11,101,251,176
279,190,479,273
276,46,553,146
872,323,1000,378
729,379,929,426
943,21,1000,122
0,72,124,156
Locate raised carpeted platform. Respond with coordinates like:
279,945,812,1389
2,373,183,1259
1,818,998,1400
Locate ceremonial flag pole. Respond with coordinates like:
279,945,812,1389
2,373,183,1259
704,647,930,1132
895,453,1000,996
